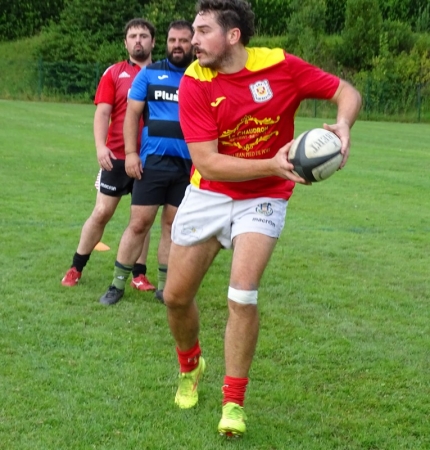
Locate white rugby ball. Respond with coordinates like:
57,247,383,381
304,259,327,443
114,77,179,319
288,128,342,182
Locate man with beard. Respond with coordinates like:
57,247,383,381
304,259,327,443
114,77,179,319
163,0,362,438
62,19,156,292
99,20,194,306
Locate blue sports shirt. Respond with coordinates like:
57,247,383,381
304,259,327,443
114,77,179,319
128,58,191,172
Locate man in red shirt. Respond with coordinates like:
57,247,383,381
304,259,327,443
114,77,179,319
163,0,362,437
61,18,156,292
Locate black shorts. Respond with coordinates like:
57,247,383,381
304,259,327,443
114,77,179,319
131,168,190,206
97,159,134,197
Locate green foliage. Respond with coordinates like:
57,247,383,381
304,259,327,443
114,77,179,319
287,0,327,64
325,0,347,34
38,0,144,64
379,0,428,24
415,4,430,33
0,0,65,41
249,34,290,50
353,34,430,119
380,20,415,55
35,0,147,96
340,0,382,70
249,0,292,36
413,32,430,56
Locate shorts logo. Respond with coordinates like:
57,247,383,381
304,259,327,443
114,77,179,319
100,182,117,192
255,202,273,216
249,80,273,103
181,226,202,239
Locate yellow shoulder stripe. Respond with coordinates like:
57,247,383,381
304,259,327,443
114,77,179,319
185,60,218,81
184,47,285,81
245,47,285,71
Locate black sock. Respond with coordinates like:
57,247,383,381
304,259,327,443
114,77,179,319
132,263,147,278
72,252,90,273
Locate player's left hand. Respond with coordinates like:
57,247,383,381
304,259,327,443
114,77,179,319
323,122,350,168
275,140,312,185
125,153,143,179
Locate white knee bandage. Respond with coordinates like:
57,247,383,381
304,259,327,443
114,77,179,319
228,286,258,305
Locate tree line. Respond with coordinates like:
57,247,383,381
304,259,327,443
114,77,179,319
1,0,429,118
1,0,429,41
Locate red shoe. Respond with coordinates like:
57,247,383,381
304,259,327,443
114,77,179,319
130,274,156,291
61,267,82,287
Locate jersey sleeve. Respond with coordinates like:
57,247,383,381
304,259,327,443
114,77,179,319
178,75,218,143
128,67,149,101
94,65,115,105
285,53,340,100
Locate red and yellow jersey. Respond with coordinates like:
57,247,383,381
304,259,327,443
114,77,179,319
179,48,340,200
94,60,142,160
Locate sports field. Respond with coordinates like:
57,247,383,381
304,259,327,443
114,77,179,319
1,99,429,449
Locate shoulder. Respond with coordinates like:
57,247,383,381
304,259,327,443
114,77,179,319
245,47,286,71
146,59,170,71
184,60,218,82
101,60,132,79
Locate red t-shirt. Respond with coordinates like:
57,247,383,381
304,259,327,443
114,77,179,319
179,48,340,200
94,60,142,160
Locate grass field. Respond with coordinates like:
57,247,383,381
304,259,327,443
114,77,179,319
0,99,429,450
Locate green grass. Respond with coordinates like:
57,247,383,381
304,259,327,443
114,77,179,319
1,99,429,449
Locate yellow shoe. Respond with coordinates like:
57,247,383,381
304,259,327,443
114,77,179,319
174,357,206,409
218,402,247,437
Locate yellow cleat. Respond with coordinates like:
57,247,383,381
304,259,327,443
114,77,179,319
174,357,206,409
218,402,247,437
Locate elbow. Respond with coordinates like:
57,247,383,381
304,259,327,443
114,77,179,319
197,166,218,181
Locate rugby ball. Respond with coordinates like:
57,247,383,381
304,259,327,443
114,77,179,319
288,128,342,182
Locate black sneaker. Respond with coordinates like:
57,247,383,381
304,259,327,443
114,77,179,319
99,285,124,305
154,289,164,304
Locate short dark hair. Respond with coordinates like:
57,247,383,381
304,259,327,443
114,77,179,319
123,18,156,40
167,20,193,36
196,0,255,45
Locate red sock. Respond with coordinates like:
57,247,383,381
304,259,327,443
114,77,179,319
176,340,201,373
222,376,249,407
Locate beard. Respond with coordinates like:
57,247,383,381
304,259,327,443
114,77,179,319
167,48,194,68
131,47,151,62
195,44,232,71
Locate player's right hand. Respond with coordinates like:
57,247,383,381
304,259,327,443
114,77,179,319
97,145,116,171
125,153,143,180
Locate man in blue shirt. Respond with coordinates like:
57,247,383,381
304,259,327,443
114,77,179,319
99,20,194,305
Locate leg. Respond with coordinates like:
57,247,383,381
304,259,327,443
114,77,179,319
218,233,277,437
158,204,177,267
226,232,277,377
77,192,120,255
62,192,120,286
136,230,151,265
156,204,178,294
164,237,221,350
131,230,156,292
99,205,158,305
164,237,221,408
116,204,158,266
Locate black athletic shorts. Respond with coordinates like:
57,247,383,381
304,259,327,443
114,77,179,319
131,167,190,206
97,159,134,197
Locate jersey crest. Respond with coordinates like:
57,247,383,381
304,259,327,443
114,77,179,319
249,79,273,103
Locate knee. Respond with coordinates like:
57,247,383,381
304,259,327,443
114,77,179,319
128,218,152,236
91,205,114,226
163,287,191,309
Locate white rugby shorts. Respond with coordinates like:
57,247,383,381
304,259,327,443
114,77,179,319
171,185,288,249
